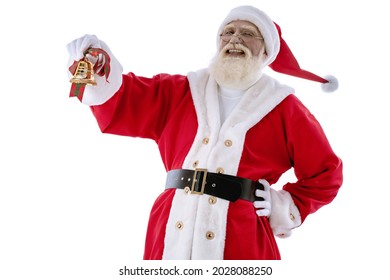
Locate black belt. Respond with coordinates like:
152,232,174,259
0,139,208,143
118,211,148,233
165,169,264,202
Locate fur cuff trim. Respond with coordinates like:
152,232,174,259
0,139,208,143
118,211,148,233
269,189,301,238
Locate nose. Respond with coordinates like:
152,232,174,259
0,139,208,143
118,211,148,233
229,34,242,43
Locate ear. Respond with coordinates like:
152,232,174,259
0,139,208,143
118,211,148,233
261,44,267,56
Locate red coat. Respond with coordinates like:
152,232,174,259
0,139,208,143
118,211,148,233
90,69,343,260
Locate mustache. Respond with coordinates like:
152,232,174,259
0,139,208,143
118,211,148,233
220,43,251,57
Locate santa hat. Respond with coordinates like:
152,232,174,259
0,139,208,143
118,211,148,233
217,5,338,92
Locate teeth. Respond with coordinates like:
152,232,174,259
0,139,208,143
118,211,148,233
228,49,244,53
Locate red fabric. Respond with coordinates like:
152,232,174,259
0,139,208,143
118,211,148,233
224,200,280,259
143,189,176,260
237,96,343,221
269,23,329,84
90,72,342,260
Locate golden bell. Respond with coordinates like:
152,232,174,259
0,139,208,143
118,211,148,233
70,59,97,86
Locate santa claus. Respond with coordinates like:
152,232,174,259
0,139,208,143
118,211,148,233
67,5,342,260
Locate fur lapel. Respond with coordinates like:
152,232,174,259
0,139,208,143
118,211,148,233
185,68,294,175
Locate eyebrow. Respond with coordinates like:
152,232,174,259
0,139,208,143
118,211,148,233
223,23,261,35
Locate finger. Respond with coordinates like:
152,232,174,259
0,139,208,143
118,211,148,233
256,208,270,217
67,38,84,61
67,35,101,61
80,34,100,54
253,200,271,209
258,179,270,189
255,189,270,200
85,53,99,65
66,39,77,59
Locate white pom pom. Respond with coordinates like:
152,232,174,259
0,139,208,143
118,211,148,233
321,75,339,93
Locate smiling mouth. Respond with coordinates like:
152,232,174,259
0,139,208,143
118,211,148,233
226,49,245,57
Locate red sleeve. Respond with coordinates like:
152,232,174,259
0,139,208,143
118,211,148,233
90,72,190,141
282,96,343,222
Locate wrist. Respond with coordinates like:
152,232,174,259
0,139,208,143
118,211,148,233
269,189,301,238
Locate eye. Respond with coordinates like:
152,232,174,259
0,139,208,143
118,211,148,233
241,31,255,38
223,29,235,36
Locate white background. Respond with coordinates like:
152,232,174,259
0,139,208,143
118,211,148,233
1,0,389,279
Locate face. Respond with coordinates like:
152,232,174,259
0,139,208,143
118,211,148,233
209,20,267,90
219,20,266,57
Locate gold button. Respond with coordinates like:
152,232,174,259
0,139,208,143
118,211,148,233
184,186,190,194
193,161,199,168
208,196,217,205
224,139,233,147
176,221,184,230
206,231,215,240
202,138,209,144
216,167,224,174
289,213,295,221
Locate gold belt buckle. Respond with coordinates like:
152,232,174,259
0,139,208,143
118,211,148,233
191,168,208,195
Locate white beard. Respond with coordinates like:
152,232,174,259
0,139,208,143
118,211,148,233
209,43,264,90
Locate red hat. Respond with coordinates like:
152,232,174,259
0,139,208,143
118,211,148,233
218,5,338,92
270,22,338,92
